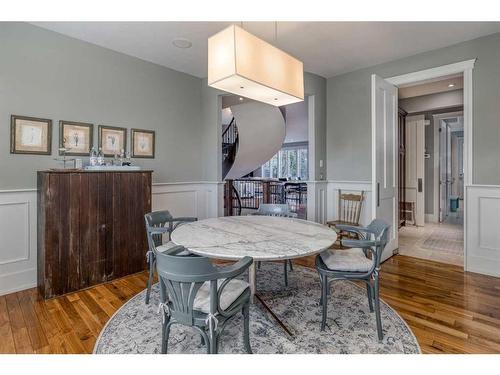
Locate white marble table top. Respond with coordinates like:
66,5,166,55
170,216,337,261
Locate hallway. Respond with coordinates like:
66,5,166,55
398,220,463,266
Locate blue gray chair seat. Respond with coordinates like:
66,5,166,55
320,247,373,272
154,245,253,354
156,241,190,255
251,204,297,286
144,210,197,304
316,219,390,341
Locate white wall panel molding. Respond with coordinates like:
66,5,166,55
466,185,500,277
152,181,222,220
306,181,328,224
0,190,37,296
327,180,372,226
0,181,222,296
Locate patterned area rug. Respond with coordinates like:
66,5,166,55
94,263,420,354
421,226,463,254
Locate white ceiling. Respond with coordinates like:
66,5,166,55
399,74,463,98
31,22,500,78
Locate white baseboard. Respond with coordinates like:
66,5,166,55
0,181,222,296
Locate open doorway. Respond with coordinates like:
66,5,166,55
396,74,465,266
222,95,310,219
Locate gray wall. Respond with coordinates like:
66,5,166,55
305,72,327,180
327,32,500,185
0,22,203,190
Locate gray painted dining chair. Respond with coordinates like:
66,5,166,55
251,204,297,286
315,219,390,341
155,244,253,354
144,210,197,304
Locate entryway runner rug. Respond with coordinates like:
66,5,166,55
94,263,420,354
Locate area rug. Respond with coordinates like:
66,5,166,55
94,263,420,354
421,226,463,254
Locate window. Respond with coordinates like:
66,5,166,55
261,145,308,180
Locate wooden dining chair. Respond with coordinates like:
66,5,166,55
326,190,364,245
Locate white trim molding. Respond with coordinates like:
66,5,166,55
466,185,500,277
0,181,222,296
306,181,327,224
152,181,222,220
383,58,476,271
0,190,37,296
386,59,476,87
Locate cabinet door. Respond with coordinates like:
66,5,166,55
105,172,150,280
79,172,107,287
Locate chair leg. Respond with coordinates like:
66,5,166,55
319,274,323,306
243,303,252,354
288,260,293,271
209,331,218,354
145,256,154,305
373,274,383,341
283,261,288,286
161,318,171,354
321,276,328,331
366,282,374,313
258,261,261,270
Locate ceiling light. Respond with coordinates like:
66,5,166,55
239,97,244,101
172,38,192,49
448,83,455,88
208,25,304,107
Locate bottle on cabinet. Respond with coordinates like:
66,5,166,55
89,147,98,166
97,148,105,166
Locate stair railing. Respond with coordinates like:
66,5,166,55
222,117,239,179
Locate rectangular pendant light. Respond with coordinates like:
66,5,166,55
208,25,304,107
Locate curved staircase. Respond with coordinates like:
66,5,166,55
223,101,286,180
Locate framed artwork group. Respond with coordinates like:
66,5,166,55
9,114,156,159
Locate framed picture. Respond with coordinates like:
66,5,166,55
131,129,155,158
98,125,127,156
59,120,94,156
10,115,52,155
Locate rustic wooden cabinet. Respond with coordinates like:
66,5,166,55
37,170,152,298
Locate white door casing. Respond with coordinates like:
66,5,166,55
383,59,479,273
371,74,398,262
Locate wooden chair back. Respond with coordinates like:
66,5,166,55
337,190,364,225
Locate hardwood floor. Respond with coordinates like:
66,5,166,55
1,255,500,354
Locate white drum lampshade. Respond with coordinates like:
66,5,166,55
208,25,304,107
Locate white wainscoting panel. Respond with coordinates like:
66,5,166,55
0,189,37,296
466,185,500,277
152,182,222,220
306,181,328,224
327,181,372,226
0,181,222,296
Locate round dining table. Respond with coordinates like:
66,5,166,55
170,215,337,300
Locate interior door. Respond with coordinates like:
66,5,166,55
405,115,426,226
439,121,450,222
371,75,398,262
